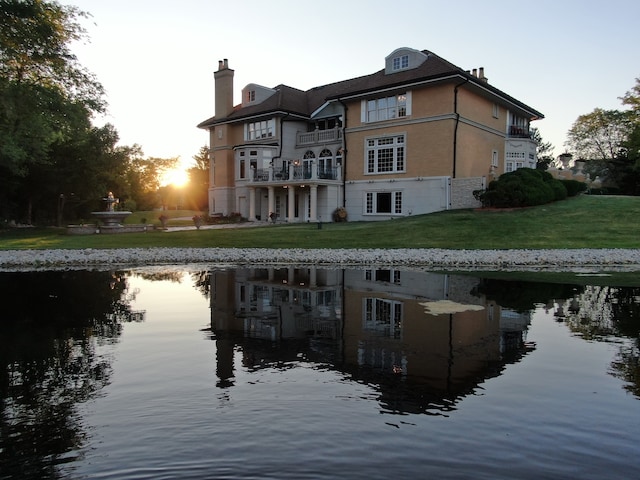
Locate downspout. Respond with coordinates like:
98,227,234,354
453,77,469,179
338,99,348,208
273,113,289,163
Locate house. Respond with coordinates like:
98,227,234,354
197,47,543,222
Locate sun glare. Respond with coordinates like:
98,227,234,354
161,167,189,187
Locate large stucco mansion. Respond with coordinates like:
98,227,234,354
198,47,543,222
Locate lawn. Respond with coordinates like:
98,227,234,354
1,195,639,251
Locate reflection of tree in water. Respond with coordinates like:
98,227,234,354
473,278,583,313
0,270,142,480
556,285,640,398
129,269,211,299
134,270,184,283
191,271,211,300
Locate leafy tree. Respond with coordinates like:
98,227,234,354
565,108,632,161
531,127,554,170
565,100,637,192
0,0,106,221
127,153,178,210
620,77,640,120
186,145,209,211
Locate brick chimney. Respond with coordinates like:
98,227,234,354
214,59,234,118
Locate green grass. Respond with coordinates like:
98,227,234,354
1,195,639,251
125,209,204,226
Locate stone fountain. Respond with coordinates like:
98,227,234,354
67,192,147,235
91,192,132,228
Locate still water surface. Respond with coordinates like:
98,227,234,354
1,267,639,479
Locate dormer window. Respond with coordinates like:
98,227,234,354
384,48,428,74
393,55,409,71
246,90,256,102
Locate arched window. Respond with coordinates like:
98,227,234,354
318,149,333,178
303,150,315,159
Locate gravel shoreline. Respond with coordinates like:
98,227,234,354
1,248,640,272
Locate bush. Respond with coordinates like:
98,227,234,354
333,207,348,222
476,168,567,208
122,199,137,211
560,179,588,197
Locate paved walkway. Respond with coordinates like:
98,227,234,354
165,219,275,232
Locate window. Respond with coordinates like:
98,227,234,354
238,150,260,179
246,90,255,102
245,119,275,140
364,298,403,338
364,269,401,284
365,93,408,122
492,150,499,167
492,103,499,118
366,135,405,173
366,191,402,215
318,148,333,176
392,54,409,71
505,161,523,173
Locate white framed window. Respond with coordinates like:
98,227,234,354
505,160,524,173
364,269,401,284
366,191,403,215
246,90,255,102
245,119,275,140
366,135,405,173
492,150,499,167
392,55,409,71
363,93,410,122
492,103,499,118
237,150,260,179
364,298,403,338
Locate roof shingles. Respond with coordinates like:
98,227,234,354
198,49,542,129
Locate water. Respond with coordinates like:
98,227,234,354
1,267,639,479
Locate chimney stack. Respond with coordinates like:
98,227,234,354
214,59,234,118
472,68,477,77
478,67,488,82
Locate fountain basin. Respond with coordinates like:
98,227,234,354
91,211,132,226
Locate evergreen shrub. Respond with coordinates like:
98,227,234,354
560,179,588,197
475,168,568,208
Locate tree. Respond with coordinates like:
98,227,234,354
620,77,640,120
127,153,178,210
565,108,632,161
531,127,554,170
0,0,106,221
565,107,635,191
186,145,209,211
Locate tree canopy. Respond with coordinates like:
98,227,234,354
565,78,640,194
0,1,184,223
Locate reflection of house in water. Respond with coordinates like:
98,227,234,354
208,267,533,413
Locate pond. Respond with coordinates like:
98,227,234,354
1,266,639,479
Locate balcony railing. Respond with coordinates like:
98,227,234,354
251,165,341,183
508,125,532,138
296,128,342,146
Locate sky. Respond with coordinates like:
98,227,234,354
67,0,640,172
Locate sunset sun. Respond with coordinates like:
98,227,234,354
161,167,189,187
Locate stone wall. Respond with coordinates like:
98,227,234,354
451,177,484,210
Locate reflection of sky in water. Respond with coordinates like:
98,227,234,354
1,268,639,480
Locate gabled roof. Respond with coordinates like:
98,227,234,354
197,49,543,129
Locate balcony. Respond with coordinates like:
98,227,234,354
508,125,532,139
296,127,342,146
250,164,342,184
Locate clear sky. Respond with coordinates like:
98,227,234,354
67,0,639,171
